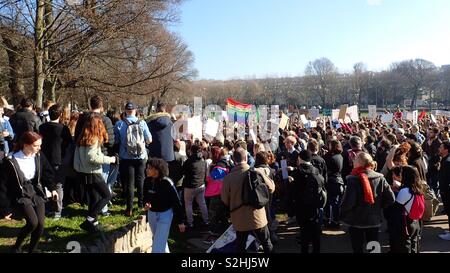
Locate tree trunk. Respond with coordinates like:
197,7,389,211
34,0,46,108
1,35,26,105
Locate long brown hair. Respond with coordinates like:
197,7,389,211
77,114,108,147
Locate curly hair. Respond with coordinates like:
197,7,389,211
146,158,169,178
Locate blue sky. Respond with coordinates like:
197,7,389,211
173,0,450,80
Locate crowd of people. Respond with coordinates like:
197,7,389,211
0,95,449,254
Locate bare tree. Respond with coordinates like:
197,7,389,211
304,57,337,107
391,59,436,110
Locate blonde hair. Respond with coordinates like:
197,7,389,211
354,152,377,170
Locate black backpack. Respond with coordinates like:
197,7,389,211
296,170,327,208
231,168,270,212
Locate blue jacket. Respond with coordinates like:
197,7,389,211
114,115,152,160
0,118,14,155
147,112,175,162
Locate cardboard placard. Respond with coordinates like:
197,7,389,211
338,105,348,121
309,109,320,120
279,113,289,130
381,113,394,124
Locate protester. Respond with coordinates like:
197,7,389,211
147,102,175,162
0,132,58,253
9,98,41,142
221,148,275,253
74,115,116,232
114,102,152,216
143,158,185,253
340,152,395,253
289,150,325,253
183,144,209,228
39,104,73,219
438,141,450,241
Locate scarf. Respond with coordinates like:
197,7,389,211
351,167,374,205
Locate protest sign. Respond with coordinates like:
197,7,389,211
187,116,202,140
368,105,377,119
338,104,348,121
344,105,359,123
381,113,393,124
300,114,308,125
309,109,320,120
332,109,340,121
207,225,255,253
205,119,219,137
279,113,289,130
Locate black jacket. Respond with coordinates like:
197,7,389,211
182,153,207,189
364,143,377,159
74,112,115,156
39,122,73,166
0,152,56,216
143,176,184,224
289,163,325,222
311,154,328,184
277,148,299,168
9,108,41,142
324,152,343,184
439,155,450,192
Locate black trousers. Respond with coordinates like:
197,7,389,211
391,218,421,253
236,225,273,253
348,227,379,253
119,159,146,211
84,173,111,219
15,198,46,253
298,218,321,253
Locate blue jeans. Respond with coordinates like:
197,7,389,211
101,164,110,213
148,209,173,253
107,164,119,192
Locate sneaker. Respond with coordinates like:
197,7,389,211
53,213,62,220
438,232,450,241
80,220,99,233
102,211,111,217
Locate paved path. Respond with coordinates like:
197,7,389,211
184,206,450,253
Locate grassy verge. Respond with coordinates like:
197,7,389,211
0,199,142,253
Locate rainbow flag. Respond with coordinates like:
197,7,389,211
227,98,252,125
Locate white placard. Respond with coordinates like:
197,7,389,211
431,114,437,124
281,159,288,180
206,225,255,253
368,105,377,119
279,113,289,130
345,105,359,123
187,116,203,140
249,129,257,144
381,113,394,124
300,114,308,125
332,109,340,121
205,119,219,137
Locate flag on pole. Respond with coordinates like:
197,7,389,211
227,98,252,125
418,110,427,121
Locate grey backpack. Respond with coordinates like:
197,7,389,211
124,119,146,157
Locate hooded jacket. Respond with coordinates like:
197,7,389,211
147,112,175,162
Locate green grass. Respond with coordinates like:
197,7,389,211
0,199,142,253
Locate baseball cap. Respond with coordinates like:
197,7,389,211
125,102,136,110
